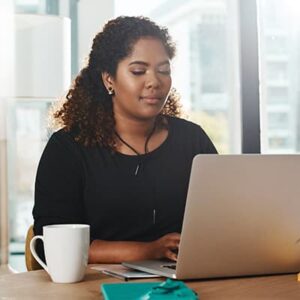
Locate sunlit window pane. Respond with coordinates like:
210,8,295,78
258,0,300,153
115,0,241,154
7,99,51,241
3,10,71,271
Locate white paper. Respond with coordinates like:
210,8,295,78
91,264,160,280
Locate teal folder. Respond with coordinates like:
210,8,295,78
101,282,161,300
101,279,198,300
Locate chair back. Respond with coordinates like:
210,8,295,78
25,225,42,271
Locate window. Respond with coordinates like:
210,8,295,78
7,99,52,241
267,87,289,105
115,0,241,154
266,62,288,82
265,35,287,56
1,1,71,270
258,0,300,153
268,112,289,130
195,19,227,93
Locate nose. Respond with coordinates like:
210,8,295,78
145,71,160,89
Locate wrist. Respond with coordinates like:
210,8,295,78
141,241,155,260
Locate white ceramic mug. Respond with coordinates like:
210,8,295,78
30,224,90,283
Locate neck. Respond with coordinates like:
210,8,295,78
114,114,157,139
113,114,159,156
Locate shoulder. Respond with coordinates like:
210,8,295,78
42,128,84,163
47,128,89,154
166,116,218,154
35,128,87,182
167,116,207,136
49,128,78,147
50,127,77,142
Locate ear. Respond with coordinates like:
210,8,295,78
101,72,114,91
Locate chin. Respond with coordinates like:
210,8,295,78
138,109,163,121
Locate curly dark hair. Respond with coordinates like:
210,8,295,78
52,16,181,148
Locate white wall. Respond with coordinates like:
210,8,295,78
0,1,14,139
0,0,14,265
77,0,114,69
14,14,71,98
0,12,72,264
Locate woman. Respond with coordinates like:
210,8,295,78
33,16,217,263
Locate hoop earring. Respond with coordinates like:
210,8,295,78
107,86,114,95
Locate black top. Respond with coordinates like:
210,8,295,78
33,116,217,254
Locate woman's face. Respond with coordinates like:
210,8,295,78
106,37,172,121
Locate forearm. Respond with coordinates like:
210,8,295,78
88,240,153,263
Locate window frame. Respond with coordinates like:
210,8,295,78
239,0,261,153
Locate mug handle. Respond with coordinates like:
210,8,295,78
30,236,49,273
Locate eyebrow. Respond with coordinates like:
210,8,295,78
128,60,170,67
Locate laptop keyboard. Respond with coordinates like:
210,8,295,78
162,264,176,270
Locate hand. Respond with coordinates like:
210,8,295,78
147,232,180,261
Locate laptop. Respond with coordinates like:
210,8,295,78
123,154,300,279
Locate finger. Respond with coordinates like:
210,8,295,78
168,232,180,241
167,232,181,239
164,233,181,242
165,249,177,261
165,240,180,249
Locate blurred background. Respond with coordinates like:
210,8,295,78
0,0,299,271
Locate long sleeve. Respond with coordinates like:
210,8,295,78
32,130,85,260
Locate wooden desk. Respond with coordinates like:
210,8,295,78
1,266,300,299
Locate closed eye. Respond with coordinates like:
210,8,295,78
158,69,171,75
131,70,146,75
157,66,171,75
130,69,171,76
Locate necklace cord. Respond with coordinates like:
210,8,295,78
114,122,157,155
114,122,159,222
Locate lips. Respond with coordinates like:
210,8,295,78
140,96,162,104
